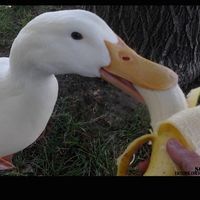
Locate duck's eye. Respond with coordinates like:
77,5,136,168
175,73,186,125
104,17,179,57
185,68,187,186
71,32,83,40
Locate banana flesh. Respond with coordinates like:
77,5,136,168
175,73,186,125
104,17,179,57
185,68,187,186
117,86,200,176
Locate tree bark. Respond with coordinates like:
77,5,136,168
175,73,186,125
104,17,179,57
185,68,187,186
63,5,200,91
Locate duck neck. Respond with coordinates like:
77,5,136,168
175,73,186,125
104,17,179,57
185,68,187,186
8,29,54,85
135,85,188,131
10,60,49,83
9,48,52,87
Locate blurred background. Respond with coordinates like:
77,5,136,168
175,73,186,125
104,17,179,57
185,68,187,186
0,5,199,175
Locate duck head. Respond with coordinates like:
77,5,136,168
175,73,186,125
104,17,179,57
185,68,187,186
10,9,178,105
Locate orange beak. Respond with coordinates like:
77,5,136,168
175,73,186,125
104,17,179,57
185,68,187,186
100,37,178,103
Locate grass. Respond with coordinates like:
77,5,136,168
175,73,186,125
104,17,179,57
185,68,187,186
0,6,151,176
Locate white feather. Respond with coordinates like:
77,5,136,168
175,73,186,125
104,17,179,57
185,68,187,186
0,9,117,157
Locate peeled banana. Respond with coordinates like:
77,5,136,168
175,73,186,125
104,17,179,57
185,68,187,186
117,86,200,176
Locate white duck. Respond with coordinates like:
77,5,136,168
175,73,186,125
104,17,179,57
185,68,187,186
0,9,185,169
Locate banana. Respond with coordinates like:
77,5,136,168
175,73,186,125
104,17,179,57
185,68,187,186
135,84,188,130
117,86,200,176
187,87,200,108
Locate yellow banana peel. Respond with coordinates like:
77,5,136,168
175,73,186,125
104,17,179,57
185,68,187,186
187,87,200,108
117,87,200,176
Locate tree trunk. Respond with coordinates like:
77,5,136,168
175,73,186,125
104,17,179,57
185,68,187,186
64,5,200,92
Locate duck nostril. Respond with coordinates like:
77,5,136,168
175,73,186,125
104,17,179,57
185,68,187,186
122,56,130,61
119,51,131,61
